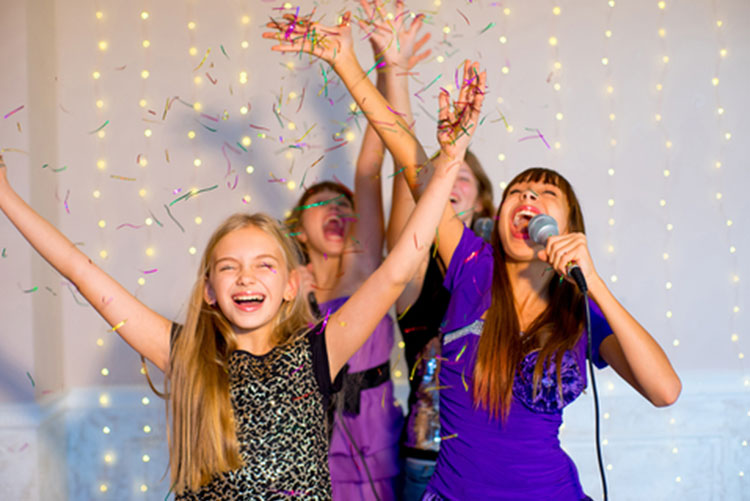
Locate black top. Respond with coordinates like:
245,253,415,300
172,321,342,500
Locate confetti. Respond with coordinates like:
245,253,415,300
44,286,56,296
169,184,218,206
193,48,211,72
480,22,496,34
296,86,306,113
148,210,164,227
463,250,478,263
109,319,127,332
163,204,185,233
409,353,423,381
63,190,70,214
141,269,158,274
324,140,348,153
309,155,325,169
116,223,143,230
461,370,469,391
110,175,136,181
295,124,317,143
397,303,413,321
220,44,230,59
293,194,344,211
26,372,35,387
440,433,458,441
22,286,38,293
455,345,466,361
292,391,313,401
88,120,109,135
62,281,89,307
457,9,470,25
1,248,6,258
290,364,304,377
4,105,24,119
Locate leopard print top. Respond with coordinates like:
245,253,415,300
176,329,336,500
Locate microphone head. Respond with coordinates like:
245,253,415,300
472,217,494,243
527,214,558,246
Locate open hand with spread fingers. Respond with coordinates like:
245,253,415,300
263,11,355,68
358,0,431,71
437,60,487,161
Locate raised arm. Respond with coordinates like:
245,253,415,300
356,0,437,312
0,154,171,371
349,0,432,282
540,231,682,407
264,14,484,374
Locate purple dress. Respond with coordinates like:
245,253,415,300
425,227,612,501
320,296,404,500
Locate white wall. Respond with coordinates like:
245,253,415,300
0,0,748,499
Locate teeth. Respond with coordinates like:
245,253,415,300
234,294,264,302
513,210,537,226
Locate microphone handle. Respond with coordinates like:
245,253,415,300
567,264,588,293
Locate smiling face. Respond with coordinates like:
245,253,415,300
204,225,298,340
497,172,575,262
450,162,483,225
296,188,354,257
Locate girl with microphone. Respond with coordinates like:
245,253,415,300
418,166,682,500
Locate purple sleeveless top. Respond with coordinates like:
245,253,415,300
320,296,404,488
426,227,612,501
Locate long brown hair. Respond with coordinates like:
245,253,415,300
166,213,312,493
472,168,586,420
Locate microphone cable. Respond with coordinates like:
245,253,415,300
583,293,608,501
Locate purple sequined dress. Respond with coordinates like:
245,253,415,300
424,227,612,501
321,296,404,500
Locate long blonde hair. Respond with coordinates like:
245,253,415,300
165,213,312,493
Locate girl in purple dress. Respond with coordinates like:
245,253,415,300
418,165,681,500
278,4,445,498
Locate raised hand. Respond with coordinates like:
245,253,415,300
437,60,486,161
358,0,431,71
263,11,355,67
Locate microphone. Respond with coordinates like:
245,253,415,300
527,214,588,292
472,217,494,242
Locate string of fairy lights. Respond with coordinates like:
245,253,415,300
596,0,618,479
32,0,746,497
709,0,747,480
548,3,563,154
651,0,684,486
494,3,511,186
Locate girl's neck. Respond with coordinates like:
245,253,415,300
506,258,554,331
308,250,343,304
233,325,275,356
